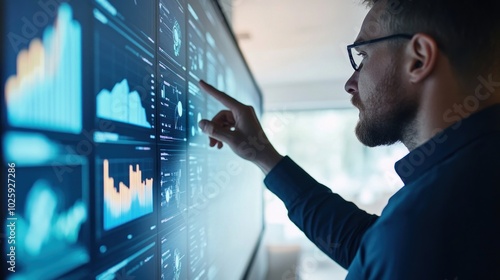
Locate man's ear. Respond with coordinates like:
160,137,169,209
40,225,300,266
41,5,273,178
405,33,439,83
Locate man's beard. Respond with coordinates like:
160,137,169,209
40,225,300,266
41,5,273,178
354,65,418,147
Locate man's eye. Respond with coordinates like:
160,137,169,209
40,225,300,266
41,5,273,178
356,52,367,58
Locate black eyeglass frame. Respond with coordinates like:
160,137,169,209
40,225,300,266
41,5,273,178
347,33,414,71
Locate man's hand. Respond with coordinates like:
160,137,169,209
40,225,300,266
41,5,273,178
198,80,283,174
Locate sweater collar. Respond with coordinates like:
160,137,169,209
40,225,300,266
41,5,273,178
395,104,500,184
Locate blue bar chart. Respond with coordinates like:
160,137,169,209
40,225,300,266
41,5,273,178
4,4,82,134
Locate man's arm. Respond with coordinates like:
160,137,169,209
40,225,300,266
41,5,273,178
265,156,378,269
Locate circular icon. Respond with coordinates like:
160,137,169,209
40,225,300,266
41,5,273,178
165,187,173,204
176,101,183,117
173,20,182,56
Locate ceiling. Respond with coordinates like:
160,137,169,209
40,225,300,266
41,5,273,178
220,0,369,111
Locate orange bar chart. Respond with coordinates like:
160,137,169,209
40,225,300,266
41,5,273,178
103,159,153,230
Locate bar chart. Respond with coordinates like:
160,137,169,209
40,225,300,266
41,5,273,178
4,4,82,134
102,159,154,230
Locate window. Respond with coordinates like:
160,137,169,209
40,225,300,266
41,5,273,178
262,109,407,227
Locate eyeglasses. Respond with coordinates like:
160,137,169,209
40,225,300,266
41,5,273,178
347,34,414,71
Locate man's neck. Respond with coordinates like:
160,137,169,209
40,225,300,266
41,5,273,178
401,74,500,151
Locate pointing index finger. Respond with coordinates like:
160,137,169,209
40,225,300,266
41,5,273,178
199,80,242,110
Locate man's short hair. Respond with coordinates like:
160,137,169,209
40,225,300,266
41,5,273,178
363,0,500,87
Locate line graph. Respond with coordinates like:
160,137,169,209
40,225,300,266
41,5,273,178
94,11,156,133
97,78,152,128
4,4,82,133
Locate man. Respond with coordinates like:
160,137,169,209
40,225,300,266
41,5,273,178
198,0,500,278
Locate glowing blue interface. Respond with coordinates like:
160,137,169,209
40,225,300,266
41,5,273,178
1,1,263,279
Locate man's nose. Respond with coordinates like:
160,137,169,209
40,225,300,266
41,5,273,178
344,71,359,95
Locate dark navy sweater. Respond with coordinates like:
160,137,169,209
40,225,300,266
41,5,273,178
264,104,500,279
